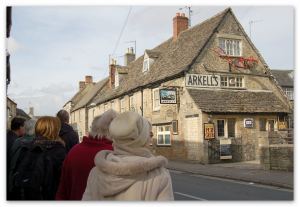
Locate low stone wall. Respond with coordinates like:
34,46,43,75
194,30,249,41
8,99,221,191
269,144,294,171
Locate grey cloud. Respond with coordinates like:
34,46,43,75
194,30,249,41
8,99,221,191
62,57,72,61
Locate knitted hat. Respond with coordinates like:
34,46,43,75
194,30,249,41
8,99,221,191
109,111,150,148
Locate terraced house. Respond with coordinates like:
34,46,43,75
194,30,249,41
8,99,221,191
64,8,293,164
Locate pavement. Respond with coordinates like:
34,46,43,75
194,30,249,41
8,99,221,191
165,160,293,190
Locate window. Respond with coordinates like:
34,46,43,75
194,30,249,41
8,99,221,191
217,119,225,137
93,109,95,119
268,119,275,131
228,119,235,137
283,88,294,100
157,126,171,146
143,59,149,72
172,120,178,135
260,119,267,131
219,39,241,56
121,99,125,113
112,102,115,110
153,89,160,111
79,131,83,142
221,76,243,88
130,96,135,111
104,104,108,112
115,71,119,87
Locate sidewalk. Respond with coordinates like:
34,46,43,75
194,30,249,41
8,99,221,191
165,160,293,189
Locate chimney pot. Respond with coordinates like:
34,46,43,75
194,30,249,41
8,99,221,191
176,13,180,16
110,59,114,65
181,13,185,17
114,60,116,65
126,48,129,53
130,47,134,53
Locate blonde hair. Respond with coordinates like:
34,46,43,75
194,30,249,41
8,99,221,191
35,116,65,147
89,109,118,140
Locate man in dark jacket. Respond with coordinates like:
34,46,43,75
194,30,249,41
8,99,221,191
56,110,79,154
7,117,26,200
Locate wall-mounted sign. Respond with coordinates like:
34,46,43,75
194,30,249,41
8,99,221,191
220,139,232,159
279,121,286,130
244,118,253,127
160,89,177,104
186,74,220,88
204,123,214,139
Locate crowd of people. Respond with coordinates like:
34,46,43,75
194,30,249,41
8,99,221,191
6,109,174,201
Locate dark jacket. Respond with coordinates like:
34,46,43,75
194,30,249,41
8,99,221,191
7,130,19,200
16,136,66,200
59,122,79,154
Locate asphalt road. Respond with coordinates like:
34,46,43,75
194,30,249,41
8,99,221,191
170,170,293,201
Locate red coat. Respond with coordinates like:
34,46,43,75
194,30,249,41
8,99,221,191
55,135,113,200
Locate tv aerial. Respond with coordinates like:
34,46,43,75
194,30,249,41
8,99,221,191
179,6,201,28
249,20,263,40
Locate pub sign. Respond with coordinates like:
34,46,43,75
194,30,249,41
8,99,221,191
186,74,221,88
160,89,177,104
204,123,214,139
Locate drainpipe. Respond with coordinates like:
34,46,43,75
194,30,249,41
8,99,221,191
140,87,143,116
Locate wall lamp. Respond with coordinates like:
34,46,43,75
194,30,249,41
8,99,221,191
208,115,212,123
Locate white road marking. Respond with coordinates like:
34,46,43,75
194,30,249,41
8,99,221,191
174,192,208,201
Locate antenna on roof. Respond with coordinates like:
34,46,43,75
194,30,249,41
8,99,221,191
124,40,136,56
179,6,200,28
249,20,263,40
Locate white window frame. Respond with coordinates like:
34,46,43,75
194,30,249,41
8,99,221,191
283,87,294,100
115,71,119,87
268,119,276,131
221,76,244,88
93,109,95,119
104,104,108,112
130,96,135,111
112,102,115,110
153,88,160,111
219,38,241,56
121,99,125,113
143,59,149,72
217,119,226,137
157,125,171,146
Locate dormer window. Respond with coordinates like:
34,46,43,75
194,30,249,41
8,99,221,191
219,39,241,56
143,59,149,72
115,70,119,87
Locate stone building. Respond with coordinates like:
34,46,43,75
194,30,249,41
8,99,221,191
6,97,17,130
64,8,293,164
16,108,31,121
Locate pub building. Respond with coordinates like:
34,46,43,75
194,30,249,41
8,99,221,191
66,8,293,164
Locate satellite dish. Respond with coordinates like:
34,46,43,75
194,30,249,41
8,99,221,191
233,59,243,68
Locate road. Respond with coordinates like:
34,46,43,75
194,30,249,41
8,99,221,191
170,170,293,201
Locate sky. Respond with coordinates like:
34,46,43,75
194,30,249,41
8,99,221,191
3,1,296,117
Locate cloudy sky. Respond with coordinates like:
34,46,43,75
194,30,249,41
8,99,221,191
4,1,296,117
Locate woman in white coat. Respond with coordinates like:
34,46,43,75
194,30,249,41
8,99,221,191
82,111,174,201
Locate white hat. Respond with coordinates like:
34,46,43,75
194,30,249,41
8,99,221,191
109,111,150,148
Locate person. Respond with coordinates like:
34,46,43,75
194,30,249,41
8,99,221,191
56,109,118,200
7,117,26,200
8,118,38,197
14,116,66,200
82,111,174,201
56,110,79,153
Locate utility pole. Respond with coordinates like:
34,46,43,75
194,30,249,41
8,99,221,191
249,20,263,40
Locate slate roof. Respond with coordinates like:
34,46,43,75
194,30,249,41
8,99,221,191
95,8,232,105
71,77,109,112
116,66,130,74
16,108,31,119
145,50,161,58
270,70,294,87
67,83,95,109
187,89,291,114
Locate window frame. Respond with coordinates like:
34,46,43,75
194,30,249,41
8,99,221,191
104,104,108,112
220,76,244,88
227,118,236,138
130,96,135,111
121,99,125,113
153,88,160,111
143,59,149,72
115,71,119,87
157,125,171,146
217,119,226,137
259,118,267,131
283,87,294,100
268,119,276,131
111,102,114,110
219,38,241,56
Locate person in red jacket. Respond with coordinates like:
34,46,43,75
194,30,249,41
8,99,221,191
55,109,118,200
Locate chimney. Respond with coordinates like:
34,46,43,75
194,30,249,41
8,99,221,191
85,76,93,83
124,47,136,66
29,107,34,115
109,59,116,88
173,13,188,39
79,81,85,89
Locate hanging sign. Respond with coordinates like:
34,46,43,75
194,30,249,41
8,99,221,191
160,89,177,104
204,123,214,139
279,121,286,130
186,74,221,88
244,118,253,127
220,139,232,159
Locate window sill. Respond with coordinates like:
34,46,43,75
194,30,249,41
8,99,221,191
156,145,171,147
153,109,160,112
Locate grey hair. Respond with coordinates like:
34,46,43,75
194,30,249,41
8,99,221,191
24,118,38,136
89,109,119,140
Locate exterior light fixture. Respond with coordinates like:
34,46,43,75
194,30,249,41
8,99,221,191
208,115,212,123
